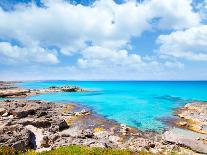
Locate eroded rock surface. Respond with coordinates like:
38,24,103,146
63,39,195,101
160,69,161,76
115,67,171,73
163,128,207,154
0,100,166,153
175,102,207,134
162,102,207,154
0,82,88,98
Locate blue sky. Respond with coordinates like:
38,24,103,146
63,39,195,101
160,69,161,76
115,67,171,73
0,0,207,80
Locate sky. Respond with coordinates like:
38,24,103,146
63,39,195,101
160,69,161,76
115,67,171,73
0,0,207,81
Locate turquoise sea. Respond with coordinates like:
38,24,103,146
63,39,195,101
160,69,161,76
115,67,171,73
17,81,207,131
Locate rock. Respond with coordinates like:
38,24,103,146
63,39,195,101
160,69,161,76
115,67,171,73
109,135,120,143
40,136,50,148
50,134,60,143
60,127,82,138
2,112,8,117
175,102,207,134
82,129,94,138
94,131,109,139
178,121,187,126
0,108,6,115
56,119,69,131
80,109,91,115
19,118,51,128
14,110,34,118
120,124,129,135
2,98,197,154
36,111,47,117
0,124,32,151
0,84,88,98
163,128,207,154
90,142,107,148
75,112,82,116
12,140,26,152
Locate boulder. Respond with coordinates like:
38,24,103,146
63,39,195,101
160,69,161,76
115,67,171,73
81,129,94,138
0,125,32,151
0,108,6,115
60,127,82,138
40,136,50,148
2,112,8,117
17,118,51,128
57,119,69,131
12,141,26,152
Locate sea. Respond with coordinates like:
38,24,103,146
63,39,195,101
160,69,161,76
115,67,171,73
16,81,207,131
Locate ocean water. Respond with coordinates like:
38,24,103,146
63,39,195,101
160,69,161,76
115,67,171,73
17,81,207,131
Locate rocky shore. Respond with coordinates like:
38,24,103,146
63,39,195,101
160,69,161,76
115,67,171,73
162,102,207,154
0,81,206,154
0,82,88,98
0,99,164,153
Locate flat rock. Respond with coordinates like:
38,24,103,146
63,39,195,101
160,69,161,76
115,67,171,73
163,128,207,154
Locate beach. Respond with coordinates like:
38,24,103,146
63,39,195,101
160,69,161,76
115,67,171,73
0,81,207,154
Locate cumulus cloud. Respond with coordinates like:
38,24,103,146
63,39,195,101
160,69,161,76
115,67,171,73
0,0,204,80
0,42,59,64
147,0,200,29
78,46,141,68
0,0,200,55
157,25,207,61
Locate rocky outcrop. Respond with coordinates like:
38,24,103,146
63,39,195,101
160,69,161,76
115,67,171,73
162,102,207,154
174,102,207,134
0,82,88,98
48,86,87,92
0,100,70,151
0,124,33,152
0,100,165,153
0,88,31,98
163,128,207,154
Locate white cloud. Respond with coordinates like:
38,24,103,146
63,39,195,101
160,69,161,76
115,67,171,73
195,0,207,19
0,0,200,55
0,0,203,80
157,25,207,61
164,61,184,69
148,0,200,29
0,42,59,64
78,46,141,68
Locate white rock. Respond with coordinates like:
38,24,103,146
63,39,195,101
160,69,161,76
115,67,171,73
2,112,8,117
109,135,120,143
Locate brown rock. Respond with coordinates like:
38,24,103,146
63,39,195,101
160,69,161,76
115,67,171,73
40,136,50,148
0,108,6,115
12,140,26,152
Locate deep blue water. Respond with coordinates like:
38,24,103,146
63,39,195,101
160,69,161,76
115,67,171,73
17,81,207,131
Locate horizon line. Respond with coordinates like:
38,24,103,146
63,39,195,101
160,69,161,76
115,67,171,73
2,79,207,82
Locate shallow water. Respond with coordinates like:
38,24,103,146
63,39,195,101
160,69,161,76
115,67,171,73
18,81,207,131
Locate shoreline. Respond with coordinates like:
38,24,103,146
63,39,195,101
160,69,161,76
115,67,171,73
0,81,206,154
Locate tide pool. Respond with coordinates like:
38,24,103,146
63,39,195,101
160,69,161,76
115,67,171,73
18,81,207,131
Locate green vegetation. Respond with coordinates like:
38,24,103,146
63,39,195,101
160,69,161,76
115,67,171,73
0,145,187,155
27,145,134,155
0,145,136,155
0,146,20,155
